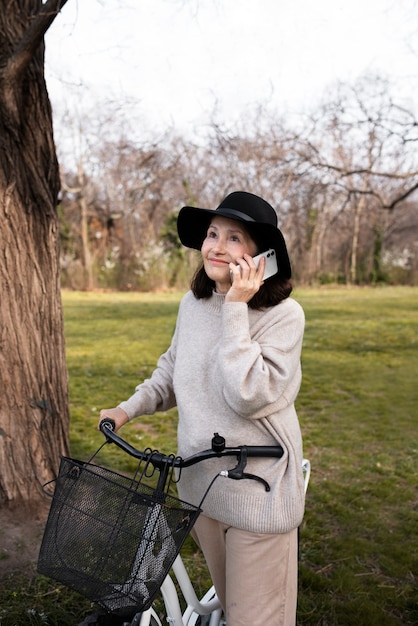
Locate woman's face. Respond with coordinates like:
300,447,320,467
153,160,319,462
201,216,258,294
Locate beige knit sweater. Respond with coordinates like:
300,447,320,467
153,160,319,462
119,290,305,533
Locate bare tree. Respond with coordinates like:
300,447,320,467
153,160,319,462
53,78,418,288
0,1,70,505
297,75,418,282
56,103,194,290
61,159,96,290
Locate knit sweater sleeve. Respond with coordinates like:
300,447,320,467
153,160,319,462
218,298,304,419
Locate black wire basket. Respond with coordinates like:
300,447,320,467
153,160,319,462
37,457,201,617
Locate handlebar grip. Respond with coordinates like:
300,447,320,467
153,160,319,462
99,418,116,433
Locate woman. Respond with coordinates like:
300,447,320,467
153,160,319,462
100,191,305,625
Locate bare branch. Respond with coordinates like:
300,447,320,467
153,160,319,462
384,181,418,210
319,163,418,180
4,0,70,84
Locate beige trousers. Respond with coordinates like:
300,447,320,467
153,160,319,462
192,514,298,626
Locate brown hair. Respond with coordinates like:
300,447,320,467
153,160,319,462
191,264,292,309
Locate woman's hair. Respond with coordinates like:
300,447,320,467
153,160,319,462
191,264,292,308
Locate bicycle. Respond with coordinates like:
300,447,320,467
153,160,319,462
38,419,311,626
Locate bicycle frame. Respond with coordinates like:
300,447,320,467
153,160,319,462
132,553,222,626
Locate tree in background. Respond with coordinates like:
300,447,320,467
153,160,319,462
298,75,418,283
56,84,418,290
0,1,70,505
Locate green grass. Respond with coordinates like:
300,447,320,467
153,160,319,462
1,286,417,625
63,290,181,468
294,287,418,625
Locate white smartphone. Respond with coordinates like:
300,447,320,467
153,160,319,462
253,248,279,280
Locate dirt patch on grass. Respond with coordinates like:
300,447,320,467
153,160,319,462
0,499,50,578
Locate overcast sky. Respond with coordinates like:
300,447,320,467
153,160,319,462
45,0,418,137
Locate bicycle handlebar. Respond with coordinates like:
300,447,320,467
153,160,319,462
99,418,284,491
100,418,284,467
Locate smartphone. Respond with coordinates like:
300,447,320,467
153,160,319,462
253,248,279,280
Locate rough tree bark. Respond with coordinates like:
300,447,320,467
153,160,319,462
0,0,70,505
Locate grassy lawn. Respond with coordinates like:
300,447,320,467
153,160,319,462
295,287,418,625
1,286,417,625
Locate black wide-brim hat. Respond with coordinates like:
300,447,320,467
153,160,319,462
177,191,291,279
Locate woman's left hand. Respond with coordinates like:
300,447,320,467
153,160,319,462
226,253,265,303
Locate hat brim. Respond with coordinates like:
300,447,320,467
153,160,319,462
177,206,291,279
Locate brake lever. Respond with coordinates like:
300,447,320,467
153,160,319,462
222,446,271,492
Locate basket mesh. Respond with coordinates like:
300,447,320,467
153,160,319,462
37,457,200,617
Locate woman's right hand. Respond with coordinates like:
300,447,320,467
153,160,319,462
98,407,129,432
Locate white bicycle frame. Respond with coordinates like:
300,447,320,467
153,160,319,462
137,556,223,626
136,459,311,626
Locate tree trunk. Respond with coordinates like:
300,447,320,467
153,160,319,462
77,160,95,290
0,0,70,505
349,198,362,284
349,181,368,285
